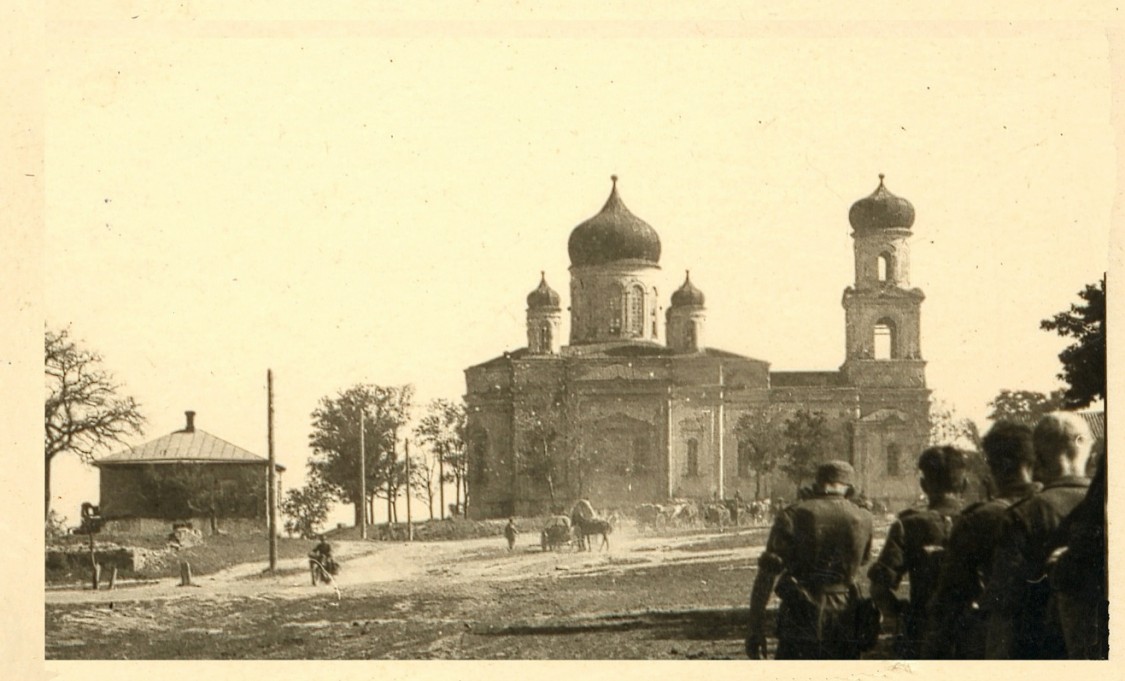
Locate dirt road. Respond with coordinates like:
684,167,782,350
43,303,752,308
47,524,888,659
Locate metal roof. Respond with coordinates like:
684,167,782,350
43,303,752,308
95,428,284,470
1000,411,1105,441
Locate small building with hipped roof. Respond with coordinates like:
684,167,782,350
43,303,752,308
93,410,284,535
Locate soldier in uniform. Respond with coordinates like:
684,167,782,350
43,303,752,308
745,460,874,660
868,446,967,659
924,422,1040,658
1049,448,1107,659
982,412,1094,659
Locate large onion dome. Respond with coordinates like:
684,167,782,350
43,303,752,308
567,176,661,267
670,271,705,307
848,174,915,232
526,271,561,309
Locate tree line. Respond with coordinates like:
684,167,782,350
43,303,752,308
283,387,470,539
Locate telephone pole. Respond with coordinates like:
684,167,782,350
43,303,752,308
405,439,414,541
359,407,367,540
267,369,277,572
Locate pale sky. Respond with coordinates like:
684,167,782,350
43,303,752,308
40,10,1116,525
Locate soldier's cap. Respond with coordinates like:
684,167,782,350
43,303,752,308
815,460,855,486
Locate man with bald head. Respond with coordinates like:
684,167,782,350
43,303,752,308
982,411,1094,659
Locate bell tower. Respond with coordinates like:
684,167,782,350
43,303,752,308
666,271,706,353
841,175,926,388
526,272,562,355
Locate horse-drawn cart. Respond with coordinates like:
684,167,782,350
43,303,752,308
540,515,573,551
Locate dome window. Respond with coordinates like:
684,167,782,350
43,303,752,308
626,285,645,336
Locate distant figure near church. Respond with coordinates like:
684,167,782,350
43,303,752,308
464,175,931,518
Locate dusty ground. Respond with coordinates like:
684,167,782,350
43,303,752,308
45,523,891,660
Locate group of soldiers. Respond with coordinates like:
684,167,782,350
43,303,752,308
746,411,1107,660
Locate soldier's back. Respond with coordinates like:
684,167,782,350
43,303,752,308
785,496,873,586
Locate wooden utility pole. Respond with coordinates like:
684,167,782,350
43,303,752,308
717,364,725,500
405,439,413,541
267,369,277,572
359,408,367,540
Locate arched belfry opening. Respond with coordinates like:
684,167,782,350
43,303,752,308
877,252,894,283
873,317,897,359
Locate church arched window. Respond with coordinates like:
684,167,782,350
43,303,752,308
686,438,699,477
538,325,551,352
632,436,649,476
886,443,901,476
737,440,754,478
626,284,644,336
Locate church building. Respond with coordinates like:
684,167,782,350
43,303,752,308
464,175,931,518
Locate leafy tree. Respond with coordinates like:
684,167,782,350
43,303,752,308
281,482,332,538
986,389,1066,424
517,405,564,510
733,409,786,500
44,327,145,519
1041,276,1106,408
307,384,413,527
516,391,596,510
414,398,466,518
929,399,982,450
374,458,411,523
929,398,991,499
378,386,414,525
781,410,847,488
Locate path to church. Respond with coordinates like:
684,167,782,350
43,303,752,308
46,524,893,659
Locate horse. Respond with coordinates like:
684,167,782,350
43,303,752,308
569,500,612,551
572,516,613,552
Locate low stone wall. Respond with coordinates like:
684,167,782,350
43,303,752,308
45,544,152,573
101,516,266,536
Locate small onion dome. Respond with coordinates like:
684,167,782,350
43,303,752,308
526,271,561,309
568,175,662,267
671,271,705,307
848,174,915,232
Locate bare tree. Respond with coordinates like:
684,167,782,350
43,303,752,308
409,450,439,520
44,327,144,519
